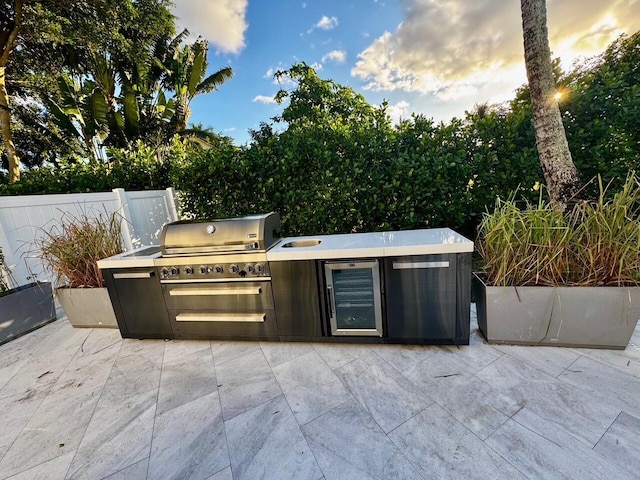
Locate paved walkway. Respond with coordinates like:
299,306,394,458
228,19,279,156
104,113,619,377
1,309,639,479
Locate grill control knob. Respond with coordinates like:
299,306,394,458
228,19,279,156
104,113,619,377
184,266,194,275
214,265,224,274
245,264,255,273
199,266,208,274
229,264,239,274
255,263,265,274
161,267,169,277
170,267,179,275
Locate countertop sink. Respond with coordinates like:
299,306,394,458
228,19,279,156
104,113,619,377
281,239,322,248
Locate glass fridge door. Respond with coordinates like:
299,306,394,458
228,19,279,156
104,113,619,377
325,261,383,336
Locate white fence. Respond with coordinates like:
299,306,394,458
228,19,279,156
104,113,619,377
0,188,179,287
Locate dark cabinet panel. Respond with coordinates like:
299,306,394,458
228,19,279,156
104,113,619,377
271,260,322,338
384,254,457,339
104,269,173,339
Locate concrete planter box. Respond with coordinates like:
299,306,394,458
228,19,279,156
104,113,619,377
473,273,640,349
0,282,56,345
57,287,118,328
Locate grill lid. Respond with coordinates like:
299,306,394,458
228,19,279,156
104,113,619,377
160,212,281,256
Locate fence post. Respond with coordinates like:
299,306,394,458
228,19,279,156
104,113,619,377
113,188,135,251
166,187,180,222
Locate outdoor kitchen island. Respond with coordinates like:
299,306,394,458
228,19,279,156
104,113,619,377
98,219,473,345
268,229,473,345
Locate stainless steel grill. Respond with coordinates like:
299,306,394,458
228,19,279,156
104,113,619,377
154,212,282,339
160,213,281,257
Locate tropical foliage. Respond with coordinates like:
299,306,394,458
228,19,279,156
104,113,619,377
1,1,232,172
2,29,640,239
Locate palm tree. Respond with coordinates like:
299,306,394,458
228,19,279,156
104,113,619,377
520,0,581,210
44,74,109,162
162,37,233,132
1,0,24,182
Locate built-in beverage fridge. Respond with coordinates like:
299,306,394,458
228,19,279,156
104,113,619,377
324,260,383,336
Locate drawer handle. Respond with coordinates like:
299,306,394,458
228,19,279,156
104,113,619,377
169,287,262,296
175,313,266,323
113,271,155,279
392,261,449,269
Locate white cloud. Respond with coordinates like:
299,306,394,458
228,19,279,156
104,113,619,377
322,50,347,64
317,15,338,30
308,15,338,33
173,0,248,54
264,68,275,79
310,62,323,71
385,100,411,125
253,95,277,104
351,0,640,101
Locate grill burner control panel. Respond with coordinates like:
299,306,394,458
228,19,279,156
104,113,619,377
159,262,268,281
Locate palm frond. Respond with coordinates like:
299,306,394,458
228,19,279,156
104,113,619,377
196,66,233,95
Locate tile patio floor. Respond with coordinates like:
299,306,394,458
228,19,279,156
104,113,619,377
1,307,640,479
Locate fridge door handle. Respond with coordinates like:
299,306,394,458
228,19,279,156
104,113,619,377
327,286,335,318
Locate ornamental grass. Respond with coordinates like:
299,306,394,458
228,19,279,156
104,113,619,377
36,211,123,288
477,173,640,287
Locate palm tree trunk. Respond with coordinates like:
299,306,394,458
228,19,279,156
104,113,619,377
0,66,20,182
521,0,581,211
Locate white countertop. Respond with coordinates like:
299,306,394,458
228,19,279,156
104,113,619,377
266,228,473,261
97,245,162,269
97,228,474,267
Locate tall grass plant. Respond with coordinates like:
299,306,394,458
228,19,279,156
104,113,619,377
477,173,640,286
36,211,123,288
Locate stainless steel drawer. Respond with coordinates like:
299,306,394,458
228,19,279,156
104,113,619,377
162,282,274,310
168,308,278,339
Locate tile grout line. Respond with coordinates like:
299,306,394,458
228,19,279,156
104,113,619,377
63,329,124,480
99,458,147,480
0,325,94,475
0,383,54,469
0,322,60,393
558,354,583,378
471,350,504,378
145,338,169,480
210,341,234,480
0,320,82,402
211,342,261,368
383,408,430,480
271,367,326,477
479,405,536,480
591,410,622,450
0,325,75,466
568,348,640,380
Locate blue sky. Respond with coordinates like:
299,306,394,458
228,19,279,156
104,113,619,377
173,0,640,146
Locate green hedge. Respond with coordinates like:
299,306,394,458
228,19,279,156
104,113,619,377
171,114,543,239
0,140,183,196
